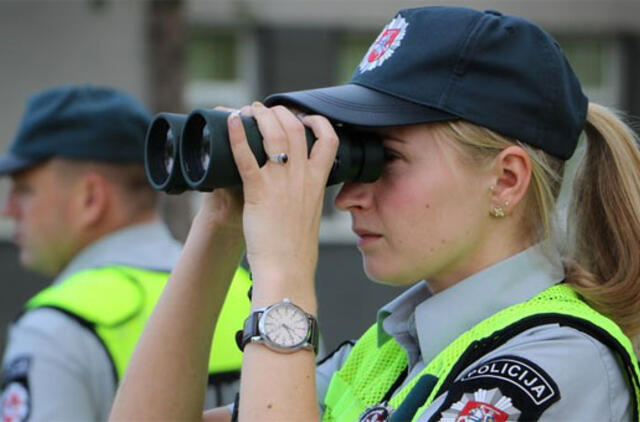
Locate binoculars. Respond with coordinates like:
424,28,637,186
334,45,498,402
144,109,384,193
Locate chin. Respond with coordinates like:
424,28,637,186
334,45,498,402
364,263,418,287
19,251,33,269
21,254,56,277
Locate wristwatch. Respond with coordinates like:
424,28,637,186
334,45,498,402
236,298,319,354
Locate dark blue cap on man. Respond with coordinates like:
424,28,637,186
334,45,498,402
266,6,588,160
0,85,151,175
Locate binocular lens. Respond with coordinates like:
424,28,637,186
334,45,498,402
144,113,189,194
200,126,211,171
180,113,210,186
164,130,175,175
146,118,172,187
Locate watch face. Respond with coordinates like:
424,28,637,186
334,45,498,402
260,302,310,349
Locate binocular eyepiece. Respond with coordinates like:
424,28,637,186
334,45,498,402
144,109,384,194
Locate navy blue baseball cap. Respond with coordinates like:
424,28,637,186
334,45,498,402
265,6,588,160
0,85,152,175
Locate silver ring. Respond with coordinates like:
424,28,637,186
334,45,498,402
268,152,288,164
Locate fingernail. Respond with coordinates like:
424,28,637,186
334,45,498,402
295,112,307,121
252,101,263,108
230,110,241,126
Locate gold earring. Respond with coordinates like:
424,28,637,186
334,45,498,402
490,206,505,218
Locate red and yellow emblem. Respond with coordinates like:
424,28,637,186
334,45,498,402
1,382,30,422
439,387,521,422
358,15,408,73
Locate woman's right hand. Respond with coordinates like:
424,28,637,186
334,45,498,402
227,103,338,308
230,103,336,422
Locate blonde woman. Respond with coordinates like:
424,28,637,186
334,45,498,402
111,6,640,421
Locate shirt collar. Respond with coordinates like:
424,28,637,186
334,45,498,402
53,220,182,284
377,243,565,365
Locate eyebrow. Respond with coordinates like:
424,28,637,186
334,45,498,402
380,133,406,144
373,127,403,140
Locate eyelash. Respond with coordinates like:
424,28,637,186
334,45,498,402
383,148,401,162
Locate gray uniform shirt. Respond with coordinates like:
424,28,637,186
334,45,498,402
0,221,195,422
315,244,633,420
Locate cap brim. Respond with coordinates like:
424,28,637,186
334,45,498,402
264,83,457,127
0,153,43,176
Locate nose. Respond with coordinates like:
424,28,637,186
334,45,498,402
334,181,373,211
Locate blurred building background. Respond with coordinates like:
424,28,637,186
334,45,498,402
1,0,639,355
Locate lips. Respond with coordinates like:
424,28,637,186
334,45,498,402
353,227,382,247
353,227,379,237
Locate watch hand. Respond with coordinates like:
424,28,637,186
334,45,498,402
281,325,296,342
282,324,298,336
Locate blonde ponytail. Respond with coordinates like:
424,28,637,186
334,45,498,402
438,103,640,340
566,103,640,338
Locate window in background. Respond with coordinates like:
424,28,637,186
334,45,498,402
557,36,623,108
185,29,257,109
188,32,236,81
336,33,377,84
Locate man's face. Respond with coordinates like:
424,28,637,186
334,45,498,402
2,161,78,276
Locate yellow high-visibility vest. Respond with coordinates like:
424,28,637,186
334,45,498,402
323,284,640,421
26,265,252,380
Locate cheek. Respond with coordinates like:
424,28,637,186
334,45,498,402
387,175,456,234
24,193,70,235
386,175,481,269
375,177,446,263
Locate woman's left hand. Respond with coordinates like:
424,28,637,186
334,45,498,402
227,103,339,308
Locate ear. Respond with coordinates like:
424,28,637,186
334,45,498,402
489,145,532,215
74,173,110,229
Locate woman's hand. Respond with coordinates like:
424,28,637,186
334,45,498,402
197,186,244,235
232,104,336,421
227,103,339,308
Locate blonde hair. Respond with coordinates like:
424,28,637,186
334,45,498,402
433,103,640,339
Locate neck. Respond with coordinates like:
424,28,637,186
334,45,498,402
76,211,159,257
427,241,532,294
427,215,536,294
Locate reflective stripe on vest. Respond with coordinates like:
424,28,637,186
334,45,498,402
26,265,252,380
322,284,640,421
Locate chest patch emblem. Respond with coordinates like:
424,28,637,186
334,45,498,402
358,15,408,73
460,356,557,405
359,402,393,422
1,356,32,422
1,382,30,422
434,355,560,421
439,387,521,422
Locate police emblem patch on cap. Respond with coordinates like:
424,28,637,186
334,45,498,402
1,356,32,422
438,387,520,422
358,15,408,73
433,355,560,421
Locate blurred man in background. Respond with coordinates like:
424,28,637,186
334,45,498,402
0,85,250,422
